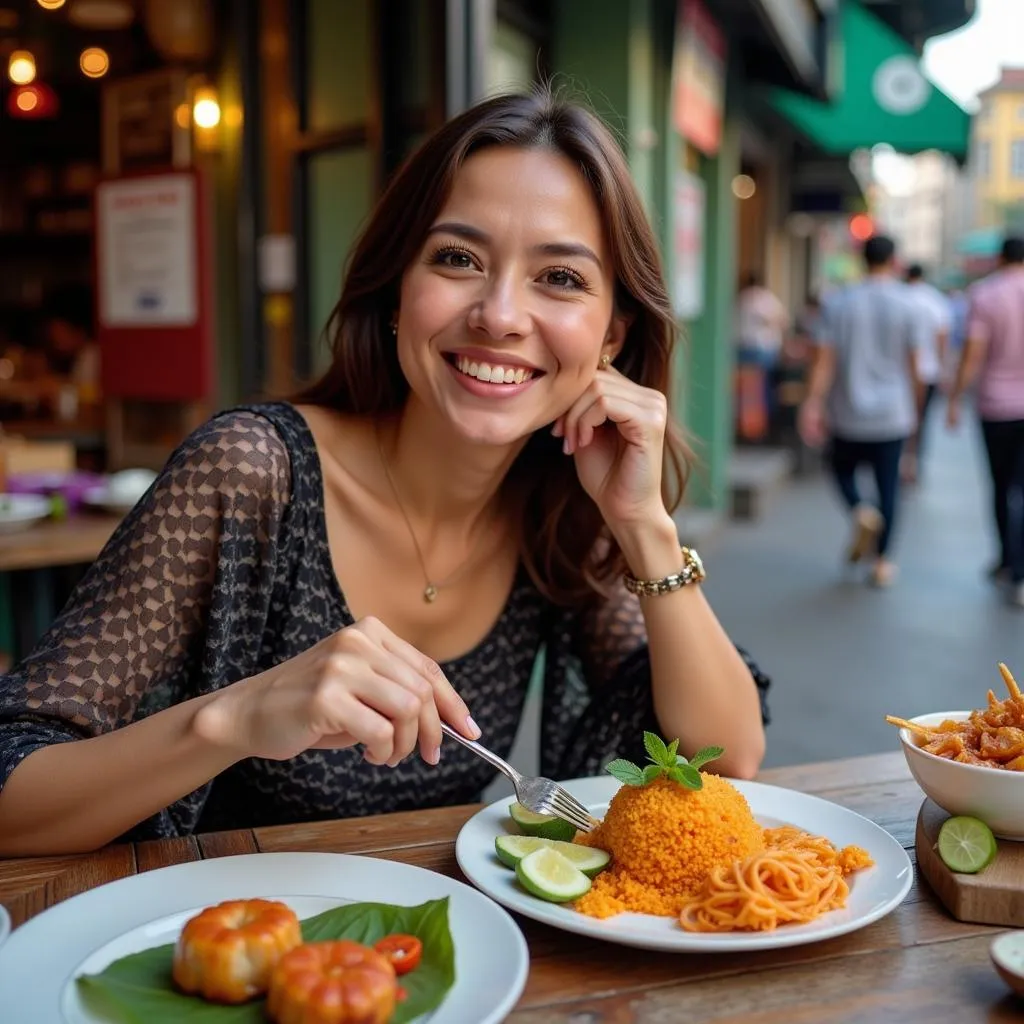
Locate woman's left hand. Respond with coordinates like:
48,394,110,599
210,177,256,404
553,365,669,529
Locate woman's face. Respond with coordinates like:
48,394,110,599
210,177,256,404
397,146,626,447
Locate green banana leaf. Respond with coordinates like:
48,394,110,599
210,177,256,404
76,897,455,1023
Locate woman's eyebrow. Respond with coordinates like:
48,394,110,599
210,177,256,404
427,222,602,269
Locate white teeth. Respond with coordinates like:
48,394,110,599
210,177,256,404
455,356,534,384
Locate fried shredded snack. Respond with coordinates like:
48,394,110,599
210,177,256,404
886,662,1024,770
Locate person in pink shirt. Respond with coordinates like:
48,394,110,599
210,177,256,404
948,237,1024,606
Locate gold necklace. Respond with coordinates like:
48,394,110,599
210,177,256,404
375,427,484,603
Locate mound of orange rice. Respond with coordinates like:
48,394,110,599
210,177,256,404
574,774,764,919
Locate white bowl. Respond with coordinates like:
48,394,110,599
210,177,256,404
0,494,50,534
897,711,1024,841
991,930,1024,996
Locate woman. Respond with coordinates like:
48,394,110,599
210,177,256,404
0,90,768,856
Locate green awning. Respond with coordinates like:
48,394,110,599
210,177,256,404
768,1,971,161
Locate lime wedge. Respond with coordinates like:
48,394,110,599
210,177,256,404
495,835,611,876
514,847,592,903
508,801,578,842
937,815,997,874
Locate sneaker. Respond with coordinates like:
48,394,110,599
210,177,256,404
847,504,884,564
869,560,898,588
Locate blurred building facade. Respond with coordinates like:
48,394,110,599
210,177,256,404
971,67,1024,231
0,0,976,515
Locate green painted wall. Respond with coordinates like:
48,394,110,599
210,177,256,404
683,114,739,509
552,0,737,511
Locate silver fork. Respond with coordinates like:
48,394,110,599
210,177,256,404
440,722,600,833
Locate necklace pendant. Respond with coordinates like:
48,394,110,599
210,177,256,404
423,584,439,603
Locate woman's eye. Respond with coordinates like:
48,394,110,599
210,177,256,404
430,246,475,270
543,268,585,290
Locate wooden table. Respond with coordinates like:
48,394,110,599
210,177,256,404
0,512,123,573
1,753,1020,1023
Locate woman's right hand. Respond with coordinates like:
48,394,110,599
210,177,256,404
194,617,479,767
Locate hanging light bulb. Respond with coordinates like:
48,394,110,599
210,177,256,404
37,0,67,10
192,86,221,129
79,46,110,78
8,50,36,85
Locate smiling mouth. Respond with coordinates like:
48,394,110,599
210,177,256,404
446,353,541,385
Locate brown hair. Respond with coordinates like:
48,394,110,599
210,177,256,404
293,86,689,606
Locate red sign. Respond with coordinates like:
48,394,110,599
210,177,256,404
94,169,215,402
673,0,726,156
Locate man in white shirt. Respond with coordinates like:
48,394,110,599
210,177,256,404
798,236,925,587
902,264,951,483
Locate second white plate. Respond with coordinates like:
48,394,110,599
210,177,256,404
0,851,529,1023
456,775,914,952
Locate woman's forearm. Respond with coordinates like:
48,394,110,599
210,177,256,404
617,517,766,779
0,691,241,856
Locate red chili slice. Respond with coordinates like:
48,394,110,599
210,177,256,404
373,934,423,976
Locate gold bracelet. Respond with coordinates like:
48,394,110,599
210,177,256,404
623,546,706,597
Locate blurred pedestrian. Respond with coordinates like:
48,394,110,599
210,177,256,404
798,236,926,587
947,236,1024,606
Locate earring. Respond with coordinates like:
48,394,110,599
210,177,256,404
599,354,611,369
390,321,398,336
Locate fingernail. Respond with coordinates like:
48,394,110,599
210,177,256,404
551,421,563,437
429,746,441,765
562,437,571,456
466,715,481,739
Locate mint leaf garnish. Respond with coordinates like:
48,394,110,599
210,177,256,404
689,746,725,771
605,734,725,790
605,759,646,786
643,731,670,765
669,764,703,789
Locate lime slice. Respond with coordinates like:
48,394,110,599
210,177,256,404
508,801,578,841
495,835,611,877
514,847,592,903
937,815,997,874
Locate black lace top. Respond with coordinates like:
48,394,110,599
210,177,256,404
0,403,769,839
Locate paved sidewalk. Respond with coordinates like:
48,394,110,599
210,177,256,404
702,412,1024,767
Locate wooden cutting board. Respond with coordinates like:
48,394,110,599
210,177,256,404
916,798,1024,927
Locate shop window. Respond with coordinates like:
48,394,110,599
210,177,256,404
308,0,371,131
975,141,991,179
1012,140,1024,180
308,148,374,371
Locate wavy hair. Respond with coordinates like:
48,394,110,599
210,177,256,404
293,87,690,605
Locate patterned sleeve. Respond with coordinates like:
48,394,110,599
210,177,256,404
0,410,292,836
540,580,771,781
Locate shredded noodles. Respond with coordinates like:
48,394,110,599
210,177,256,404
678,826,874,933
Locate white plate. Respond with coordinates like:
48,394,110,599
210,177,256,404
0,903,9,948
0,493,50,533
0,851,529,1023
81,487,137,515
456,776,914,952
